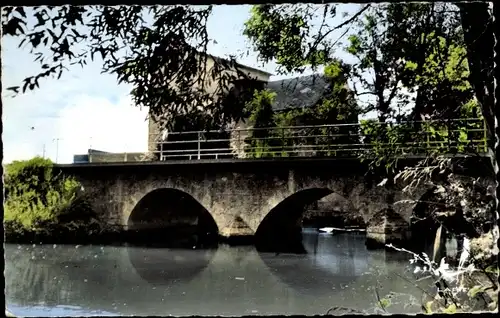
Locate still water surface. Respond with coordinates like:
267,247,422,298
5,231,433,316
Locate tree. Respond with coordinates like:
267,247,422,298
244,3,477,124
382,3,469,121
344,4,408,123
243,3,369,76
316,60,360,126
272,60,361,156
456,3,495,148
1,5,255,130
244,89,279,158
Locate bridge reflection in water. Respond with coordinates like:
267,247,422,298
4,232,432,317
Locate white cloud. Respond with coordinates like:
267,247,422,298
2,93,148,164
55,95,149,163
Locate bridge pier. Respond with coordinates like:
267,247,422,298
219,216,255,242
365,207,411,249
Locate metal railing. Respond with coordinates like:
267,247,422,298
148,118,488,161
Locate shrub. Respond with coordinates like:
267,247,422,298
3,157,95,236
244,89,280,158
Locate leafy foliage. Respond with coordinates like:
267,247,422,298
344,4,408,122
393,156,495,239
2,5,258,130
244,89,279,158
244,3,368,75
243,3,491,128
242,61,361,158
243,4,335,75
3,157,96,237
358,118,487,174
387,243,498,313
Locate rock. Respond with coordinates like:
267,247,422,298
469,230,499,264
432,225,448,263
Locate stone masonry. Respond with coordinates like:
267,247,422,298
55,157,489,245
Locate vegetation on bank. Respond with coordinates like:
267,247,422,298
3,157,104,243
374,155,499,313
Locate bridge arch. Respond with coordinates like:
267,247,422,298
255,188,357,252
127,188,219,246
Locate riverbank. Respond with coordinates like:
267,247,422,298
4,225,221,248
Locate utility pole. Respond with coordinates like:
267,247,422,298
42,144,46,158
53,138,61,163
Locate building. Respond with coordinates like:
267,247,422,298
147,54,273,155
73,149,147,163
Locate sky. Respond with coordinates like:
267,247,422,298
2,4,362,164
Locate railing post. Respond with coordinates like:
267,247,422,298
160,138,164,161
483,118,488,153
281,127,285,155
327,127,331,156
237,130,241,158
447,119,458,153
425,122,430,152
197,131,201,160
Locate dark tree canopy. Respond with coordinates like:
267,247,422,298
2,5,256,130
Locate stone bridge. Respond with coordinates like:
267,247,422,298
54,156,490,248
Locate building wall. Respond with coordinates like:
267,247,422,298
89,152,146,163
148,55,272,153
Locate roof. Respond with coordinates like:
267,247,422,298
88,149,111,154
208,53,273,77
266,74,331,111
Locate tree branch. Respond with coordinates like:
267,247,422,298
308,4,371,58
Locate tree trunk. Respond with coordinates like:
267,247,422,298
458,3,495,151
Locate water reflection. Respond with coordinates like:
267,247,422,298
5,232,429,316
127,247,216,286
260,232,368,296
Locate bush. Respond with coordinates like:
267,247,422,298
3,157,96,239
244,89,281,158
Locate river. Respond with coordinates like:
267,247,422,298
5,230,435,316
